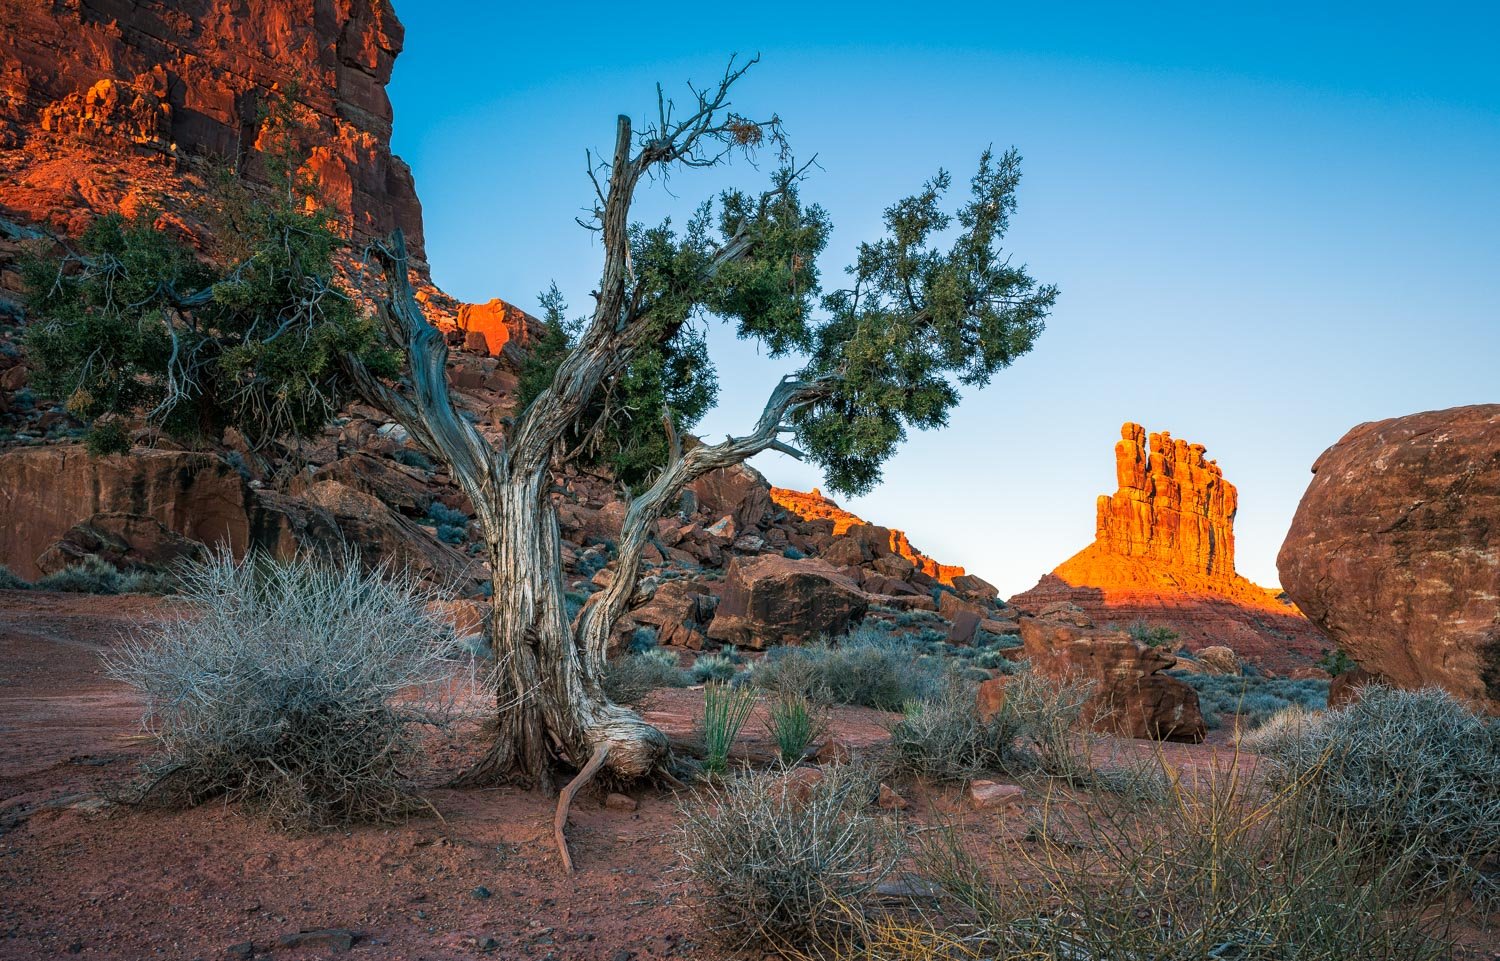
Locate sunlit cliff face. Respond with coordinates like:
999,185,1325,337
769,486,965,586
1010,422,1329,671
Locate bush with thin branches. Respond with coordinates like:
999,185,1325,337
1253,685,1500,892
896,753,1468,961
752,629,944,709
601,647,690,705
678,763,897,951
105,551,460,828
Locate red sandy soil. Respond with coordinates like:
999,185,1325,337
1,592,1490,960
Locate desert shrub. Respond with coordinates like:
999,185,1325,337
765,691,827,764
678,763,896,950
1174,671,1328,729
1002,666,1096,780
34,557,134,594
890,675,1022,781
1315,646,1357,676
1254,685,1500,890
891,667,1095,783
423,501,469,540
626,625,659,654
1126,620,1179,647
392,448,433,470
702,681,757,774
752,629,942,710
36,558,178,595
782,546,805,560
0,566,33,590
602,647,689,705
691,649,742,684
895,754,1465,961
104,551,459,828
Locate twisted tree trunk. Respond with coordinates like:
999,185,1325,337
344,109,830,790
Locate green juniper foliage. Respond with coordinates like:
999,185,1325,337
22,95,399,453
525,147,1055,496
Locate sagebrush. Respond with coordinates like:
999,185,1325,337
1253,685,1500,893
106,551,460,828
678,764,897,951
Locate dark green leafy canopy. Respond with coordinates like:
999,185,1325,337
795,149,1057,494
22,200,398,453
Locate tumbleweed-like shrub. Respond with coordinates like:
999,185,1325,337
105,550,460,828
678,763,897,951
601,647,690,705
1254,685,1500,890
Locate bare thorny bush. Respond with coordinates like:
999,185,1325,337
677,763,900,953
889,665,1101,786
1251,685,1500,899
884,751,1480,961
106,551,464,829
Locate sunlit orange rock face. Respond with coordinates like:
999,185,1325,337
770,486,965,585
1009,423,1329,673
456,299,542,357
0,0,454,319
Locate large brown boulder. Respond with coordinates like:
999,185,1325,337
1020,613,1205,742
706,555,869,649
0,445,250,579
36,511,206,574
1278,405,1500,714
250,482,481,593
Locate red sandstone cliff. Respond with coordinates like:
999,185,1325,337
1010,423,1329,672
770,486,966,586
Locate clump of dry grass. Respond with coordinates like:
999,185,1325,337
106,550,461,828
888,749,1471,961
677,763,898,952
888,666,1096,784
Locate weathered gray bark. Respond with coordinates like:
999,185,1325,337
341,75,821,788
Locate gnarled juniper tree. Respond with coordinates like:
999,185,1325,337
24,59,1055,792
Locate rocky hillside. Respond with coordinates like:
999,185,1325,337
0,0,1019,666
1010,422,1330,672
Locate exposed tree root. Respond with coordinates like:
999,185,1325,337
554,742,611,873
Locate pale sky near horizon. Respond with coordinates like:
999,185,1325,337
387,2,1499,596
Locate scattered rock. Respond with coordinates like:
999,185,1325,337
976,677,1009,721
1020,612,1206,742
876,783,907,810
968,780,1024,811
274,929,354,953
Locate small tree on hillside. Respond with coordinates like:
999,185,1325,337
24,60,1056,795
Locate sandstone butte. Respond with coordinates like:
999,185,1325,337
1009,423,1330,672
770,486,966,586
0,0,540,345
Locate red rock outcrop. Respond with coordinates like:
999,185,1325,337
1011,423,1328,672
0,445,251,580
706,554,870,649
0,0,425,261
771,486,966,586
456,299,546,359
1019,609,1206,742
1278,405,1500,714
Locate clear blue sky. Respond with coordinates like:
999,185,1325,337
388,2,1500,596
